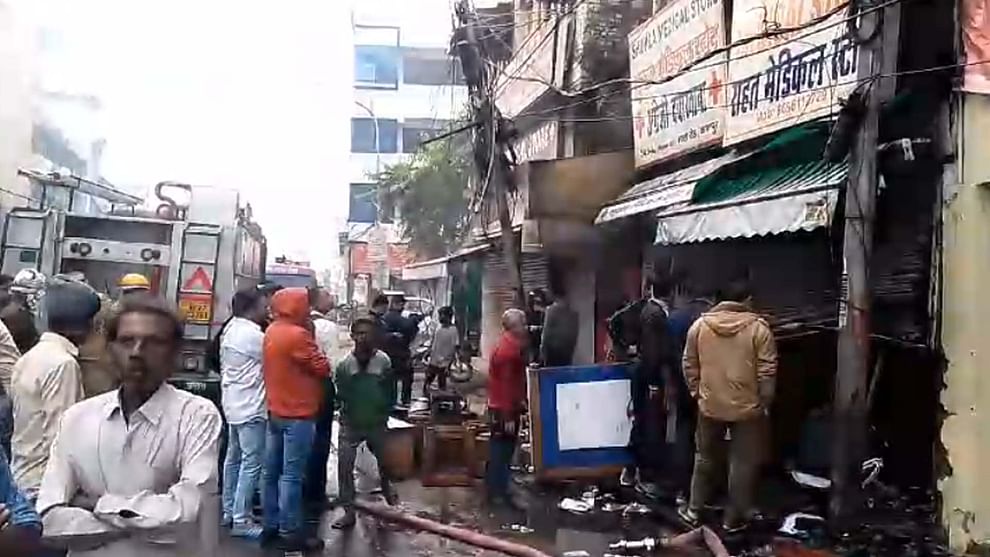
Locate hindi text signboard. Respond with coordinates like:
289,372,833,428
724,0,857,145
629,0,727,168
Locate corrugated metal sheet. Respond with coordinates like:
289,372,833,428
650,231,838,332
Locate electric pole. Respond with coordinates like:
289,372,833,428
454,0,526,308
831,0,901,522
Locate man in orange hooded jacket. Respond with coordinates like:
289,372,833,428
260,288,330,552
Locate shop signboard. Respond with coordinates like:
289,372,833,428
724,0,858,145
628,0,727,168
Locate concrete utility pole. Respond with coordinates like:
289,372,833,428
454,0,526,308
831,0,901,522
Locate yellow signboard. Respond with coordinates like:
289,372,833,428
178,293,213,325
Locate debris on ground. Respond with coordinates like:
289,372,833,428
621,502,651,516
558,497,594,513
501,523,535,534
609,537,659,552
778,513,827,538
561,551,591,557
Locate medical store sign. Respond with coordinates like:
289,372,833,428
629,0,727,169
725,0,857,145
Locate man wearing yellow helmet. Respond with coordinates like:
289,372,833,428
117,273,151,297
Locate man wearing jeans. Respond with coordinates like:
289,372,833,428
261,288,330,552
219,288,269,539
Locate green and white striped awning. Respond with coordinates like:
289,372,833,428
654,159,848,245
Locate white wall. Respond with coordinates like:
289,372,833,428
0,1,37,208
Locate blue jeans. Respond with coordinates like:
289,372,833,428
221,418,267,524
263,416,315,537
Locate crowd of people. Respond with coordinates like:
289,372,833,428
487,274,779,533
0,263,780,555
0,271,435,556
611,274,778,532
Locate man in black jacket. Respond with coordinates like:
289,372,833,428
623,275,676,495
383,295,418,406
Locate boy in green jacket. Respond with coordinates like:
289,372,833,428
332,317,397,529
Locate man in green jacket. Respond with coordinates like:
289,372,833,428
332,317,398,529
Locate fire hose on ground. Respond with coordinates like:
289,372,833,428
354,500,554,557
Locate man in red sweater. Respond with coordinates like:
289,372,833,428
486,308,528,506
261,288,330,552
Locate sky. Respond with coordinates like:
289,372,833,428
27,0,460,270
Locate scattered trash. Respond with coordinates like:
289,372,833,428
562,551,591,557
609,537,659,552
861,457,883,488
601,502,627,512
558,497,594,513
621,502,651,515
581,487,599,507
779,512,827,537
501,523,535,534
790,469,831,490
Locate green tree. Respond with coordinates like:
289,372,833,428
373,138,472,259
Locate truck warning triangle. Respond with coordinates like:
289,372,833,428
183,266,213,291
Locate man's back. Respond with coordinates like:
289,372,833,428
220,317,266,425
682,302,777,422
541,301,578,366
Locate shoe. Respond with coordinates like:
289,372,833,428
230,522,264,541
619,468,635,488
276,535,325,552
677,505,700,527
332,510,357,530
259,528,279,548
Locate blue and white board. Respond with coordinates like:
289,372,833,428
528,363,635,479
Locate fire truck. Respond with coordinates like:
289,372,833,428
267,257,318,290
0,172,267,401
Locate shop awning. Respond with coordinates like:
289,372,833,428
595,152,742,224
654,160,848,245
401,243,489,281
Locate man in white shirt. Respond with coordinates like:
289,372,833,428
219,288,269,539
0,310,22,458
11,280,100,500
305,286,339,514
36,294,222,556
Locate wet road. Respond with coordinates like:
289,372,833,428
216,482,670,557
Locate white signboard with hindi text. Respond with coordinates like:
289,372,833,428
724,0,858,145
628,0,727,168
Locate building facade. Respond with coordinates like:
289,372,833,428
345,0,469,305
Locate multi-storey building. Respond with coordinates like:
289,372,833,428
344,0,468,304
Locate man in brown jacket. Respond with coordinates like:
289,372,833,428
679,279,777,531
